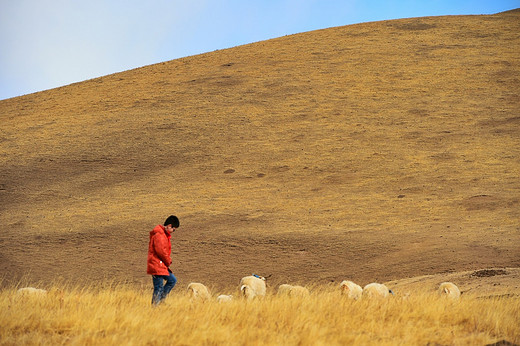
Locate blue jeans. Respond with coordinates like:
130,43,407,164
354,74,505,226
152,272,177,305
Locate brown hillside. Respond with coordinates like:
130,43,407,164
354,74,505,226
1,11,519,292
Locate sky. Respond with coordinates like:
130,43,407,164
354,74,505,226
0,0,518,101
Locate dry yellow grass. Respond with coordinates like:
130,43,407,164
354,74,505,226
1,283,519,345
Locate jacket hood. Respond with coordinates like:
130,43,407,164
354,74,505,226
150,224,169,238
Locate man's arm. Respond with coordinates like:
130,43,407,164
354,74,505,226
153,234,172,267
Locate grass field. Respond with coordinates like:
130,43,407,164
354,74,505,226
1,282,519,345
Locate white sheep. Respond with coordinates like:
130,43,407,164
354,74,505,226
216,294,233,303
240,274,266,300
339,280,363,300
362,283,393,298
277,284,293,295
277,284,309,297
17,287,47,295
289,285,310,297
438,282,461,299
187,282,211,302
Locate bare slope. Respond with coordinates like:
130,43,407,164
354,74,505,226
1,11,519,290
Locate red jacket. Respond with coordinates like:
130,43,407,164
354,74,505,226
147,225,172,275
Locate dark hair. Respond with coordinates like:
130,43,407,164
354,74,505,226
164,215,180,228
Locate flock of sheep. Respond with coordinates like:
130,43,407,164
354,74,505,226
185,274,462,302
15,275,462,302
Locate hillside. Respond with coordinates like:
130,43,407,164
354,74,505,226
0,10,519,291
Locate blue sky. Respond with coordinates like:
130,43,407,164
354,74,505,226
0,0,518,100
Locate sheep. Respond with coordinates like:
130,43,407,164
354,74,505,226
438,282,461,299
339,280,363,300
288,285,310,297
187,282,211,302
216,294,233,303
277,284,310,297
17,287,47,295
362,283,394,298
277,284,293,295
240,274,266,300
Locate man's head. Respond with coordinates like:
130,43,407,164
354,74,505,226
164,215,179,235
164,215,180,228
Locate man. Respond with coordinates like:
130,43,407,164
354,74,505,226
147,215,179,305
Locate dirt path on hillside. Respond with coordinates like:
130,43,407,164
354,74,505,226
386,268,520,298
2,212,519,294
